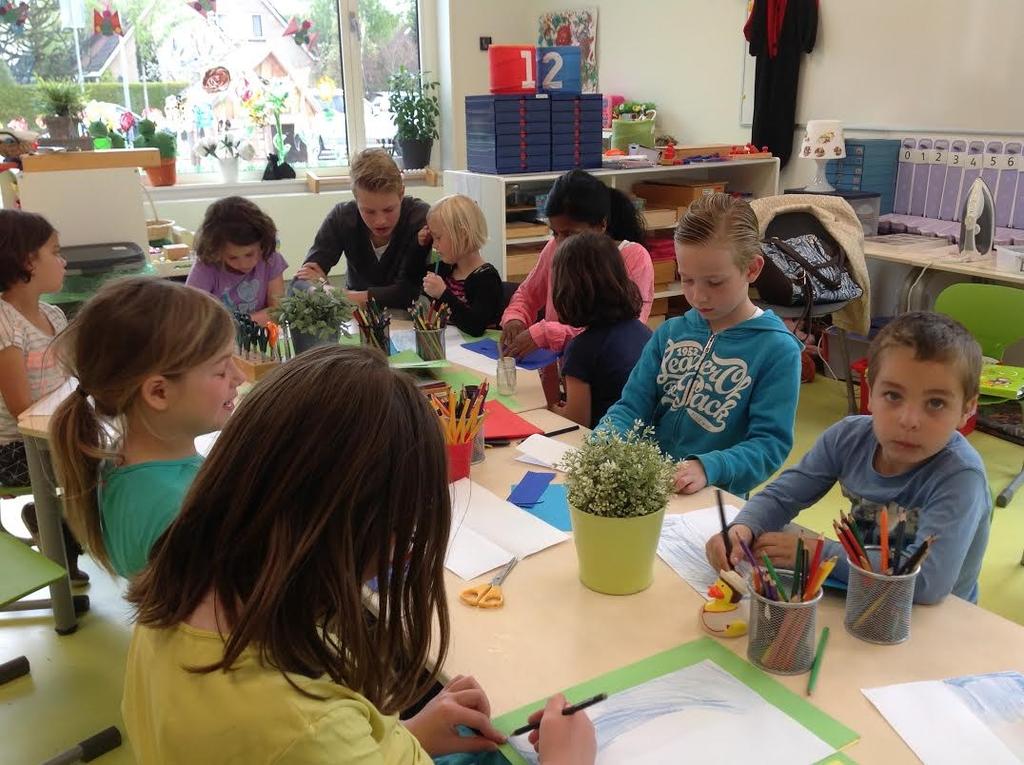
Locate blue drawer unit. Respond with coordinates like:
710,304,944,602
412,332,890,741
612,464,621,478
466,94,552,174
549,93,603,170
826,139,901,214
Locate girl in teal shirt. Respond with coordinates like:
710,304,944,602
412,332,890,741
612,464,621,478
51,278,244,577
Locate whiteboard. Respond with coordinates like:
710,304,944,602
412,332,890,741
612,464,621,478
740,0,1024,135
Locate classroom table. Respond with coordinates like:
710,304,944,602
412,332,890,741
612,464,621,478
863,237,1024,313
15,331,552,633
450,407,1024,764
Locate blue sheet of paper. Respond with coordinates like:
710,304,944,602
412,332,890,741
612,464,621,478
507,471,555,507
509,482,572,532
461,338,559,371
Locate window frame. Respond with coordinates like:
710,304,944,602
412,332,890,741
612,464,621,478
168,0,433,189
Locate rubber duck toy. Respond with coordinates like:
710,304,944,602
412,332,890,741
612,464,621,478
699,569,749,638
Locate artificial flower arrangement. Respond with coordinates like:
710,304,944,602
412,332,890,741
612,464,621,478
195,134,257,161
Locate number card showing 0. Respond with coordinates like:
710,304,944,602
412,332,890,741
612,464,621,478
537,46,582,94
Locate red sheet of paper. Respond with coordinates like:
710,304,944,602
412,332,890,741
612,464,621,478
483,400,544,441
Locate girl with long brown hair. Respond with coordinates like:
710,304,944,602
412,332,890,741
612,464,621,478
50,277,244,577
122,345,595,764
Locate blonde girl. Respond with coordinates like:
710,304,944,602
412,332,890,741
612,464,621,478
51,277,244,578
419,194,504,337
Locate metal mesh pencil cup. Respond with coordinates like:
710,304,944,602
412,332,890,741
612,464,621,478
471,413,486,465
359,322,391,354
844,545,919,645
414,327,446,361
747,571,822,675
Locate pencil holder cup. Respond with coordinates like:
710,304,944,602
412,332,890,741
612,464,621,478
359,323,391,355
471,413,486,465
496,357,517,396
747,571,822,675
447,440,472,483
844,546,919,645
414,327,446,361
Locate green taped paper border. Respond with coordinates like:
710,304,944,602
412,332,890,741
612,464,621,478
492,636,858,765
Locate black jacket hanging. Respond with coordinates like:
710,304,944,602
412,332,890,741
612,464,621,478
745,0,819,168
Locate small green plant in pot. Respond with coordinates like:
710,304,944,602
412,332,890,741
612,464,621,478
270,286,355,354
38,80,85,140
387,66,439,170
135,119,178,186
560,422,675,595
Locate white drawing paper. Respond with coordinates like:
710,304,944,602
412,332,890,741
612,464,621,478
515,434,577,471
446,478,568,580
509,659,835,765
864,671,1024,765
656,505,740,597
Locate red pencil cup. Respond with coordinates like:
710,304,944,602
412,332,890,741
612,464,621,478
447,440,472,483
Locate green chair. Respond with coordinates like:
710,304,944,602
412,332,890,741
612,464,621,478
934,283,1024,512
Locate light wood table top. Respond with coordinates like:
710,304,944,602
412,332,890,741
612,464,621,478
864,239,1024,286
451,408,1024,763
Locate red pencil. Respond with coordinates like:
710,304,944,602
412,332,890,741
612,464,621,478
879,508,890,573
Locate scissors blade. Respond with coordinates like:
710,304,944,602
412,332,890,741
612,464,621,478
491,556,518,586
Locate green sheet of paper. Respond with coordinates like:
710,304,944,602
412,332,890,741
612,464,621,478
388,349,450,370
491,636,858,765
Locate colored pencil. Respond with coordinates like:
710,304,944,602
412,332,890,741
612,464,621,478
761,553,787,602
510,693,608,737
792,538,804,602
897,535,935,575
892,510,908,573
879,507,890,574
715,489,732,566
806,627,830,696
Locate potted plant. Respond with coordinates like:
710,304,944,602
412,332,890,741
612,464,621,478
135,118,178,186
38,80,84,140
387,66,439,170
270,285,355,354
560,423,675,595
195,134,256,183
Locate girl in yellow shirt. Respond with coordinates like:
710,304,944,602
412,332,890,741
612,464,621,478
123,345,595,765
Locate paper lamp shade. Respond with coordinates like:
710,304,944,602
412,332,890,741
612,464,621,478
800,120,846,160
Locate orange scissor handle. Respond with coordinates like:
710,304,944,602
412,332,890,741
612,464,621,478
459,583,504,609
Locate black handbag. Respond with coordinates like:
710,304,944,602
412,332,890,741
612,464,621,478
755,234,863,307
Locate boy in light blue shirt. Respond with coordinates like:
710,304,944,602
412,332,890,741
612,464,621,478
708,312,990,604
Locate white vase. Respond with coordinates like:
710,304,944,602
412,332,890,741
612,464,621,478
218,157,239,184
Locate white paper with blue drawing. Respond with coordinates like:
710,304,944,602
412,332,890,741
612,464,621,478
864,671,1024,765
656,505,740,598
508,659,834,765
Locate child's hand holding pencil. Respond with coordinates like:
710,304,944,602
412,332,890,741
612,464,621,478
705,523,753,571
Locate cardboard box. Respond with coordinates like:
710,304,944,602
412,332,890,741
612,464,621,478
652,259,676,286
642,206,678,229
632,180,727,209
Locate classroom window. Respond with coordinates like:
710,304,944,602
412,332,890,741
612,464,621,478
0,0,424,181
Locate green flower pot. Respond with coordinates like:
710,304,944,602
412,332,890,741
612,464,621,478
570,505,666,595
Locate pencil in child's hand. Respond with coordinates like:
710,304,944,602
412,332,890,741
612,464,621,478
510,693,607,737
715,489,732,566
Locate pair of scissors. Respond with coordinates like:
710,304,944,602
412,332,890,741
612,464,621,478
459,557,518,609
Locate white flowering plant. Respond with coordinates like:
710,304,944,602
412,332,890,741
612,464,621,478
560,422,675,519
195,134,256,160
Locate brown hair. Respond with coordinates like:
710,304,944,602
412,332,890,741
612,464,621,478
867,311,982,402
552,232,642,327
0,209,56,290
193,196,278,266
674,192,760,268
427,194,488,255
351,148,404,196
50,277,235,572
127,345,451,713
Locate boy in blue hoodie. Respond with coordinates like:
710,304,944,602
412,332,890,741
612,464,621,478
599,193,802,497
709,312,990,605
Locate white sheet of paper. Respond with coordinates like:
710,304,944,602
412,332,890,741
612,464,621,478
444,340,501,377
444,525,514,581
864,672,1024,765
515,434,576,471
446,478,568,579
657,505,740,597
509,660,835,765
194,431,220,458
389,328,417,353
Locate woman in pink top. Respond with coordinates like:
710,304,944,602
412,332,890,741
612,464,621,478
501,170,654,357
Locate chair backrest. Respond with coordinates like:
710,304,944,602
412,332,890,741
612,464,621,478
0,532,65,608
934,283,1024,360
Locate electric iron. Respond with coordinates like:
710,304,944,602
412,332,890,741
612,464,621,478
958,178,995,261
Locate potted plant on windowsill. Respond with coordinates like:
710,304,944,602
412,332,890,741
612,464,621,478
560,422,675,595
195,134,256,183
270,285,355,355
135,118,178,186
38,80,84,141
387,66,439,170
